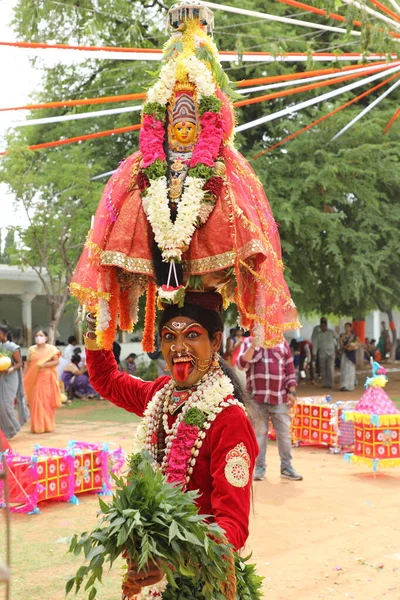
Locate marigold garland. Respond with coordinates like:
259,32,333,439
142,279,157,352
96,270,120,351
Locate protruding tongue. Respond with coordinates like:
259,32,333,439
173,360,191,383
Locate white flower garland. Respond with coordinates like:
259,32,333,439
132,371,245,599
147,60,178,105
133,369,242,465
183,55,216,99
146,55,216,105
142,176,207,261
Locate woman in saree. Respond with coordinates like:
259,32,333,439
24,330,62,434
0,325,23,439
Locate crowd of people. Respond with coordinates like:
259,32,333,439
0,327,140,443
0,317,395,460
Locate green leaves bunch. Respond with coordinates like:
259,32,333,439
66,452,232,600
162,553,264,599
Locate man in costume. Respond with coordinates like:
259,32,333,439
84,292,258,598
70,0,299,353
71,1,301,596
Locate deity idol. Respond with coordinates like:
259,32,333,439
70,0,300,351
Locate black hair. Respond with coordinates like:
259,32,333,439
345,322,352,328
68,335,77,344
127,353,137,359
36,330,48,337
0,325,9,335
71,355,81,365
73,347,82,355
219,357,260,423
158,303,224,341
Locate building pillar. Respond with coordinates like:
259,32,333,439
121,331,130,343
372,310,381,342
20,293,36,347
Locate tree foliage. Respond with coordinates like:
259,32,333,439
253,100,400,318
1,0,400,335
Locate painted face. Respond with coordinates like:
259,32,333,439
173,121,196,146
161,316,221,388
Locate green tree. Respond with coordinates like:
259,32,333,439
0,145,103,341
0,228,15,264
253,100,400,321
1,0,399,337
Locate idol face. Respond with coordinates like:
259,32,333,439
172,121,196,146
161,316,222,388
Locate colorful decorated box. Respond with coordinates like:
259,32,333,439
344,362,400,470
291,397,357,451
0,441,125,513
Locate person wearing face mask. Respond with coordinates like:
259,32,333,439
0,325,24,439
24,330,62,434
83,292,258,598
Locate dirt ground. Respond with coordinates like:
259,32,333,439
3,370,400,600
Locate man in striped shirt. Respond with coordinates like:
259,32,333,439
237,336,303,481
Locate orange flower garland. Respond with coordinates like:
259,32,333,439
142,279,157,353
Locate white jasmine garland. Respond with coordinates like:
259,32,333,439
183,55,216,99
96,297,111,332
147,60,178,105
142,176,207,261
133,369,244,472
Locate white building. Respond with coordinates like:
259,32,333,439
0,264,75,346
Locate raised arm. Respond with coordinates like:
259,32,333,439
85,341,168,417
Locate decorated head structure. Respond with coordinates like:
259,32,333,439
167,1,215,34
71,0,299,356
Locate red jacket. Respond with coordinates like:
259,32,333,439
86,349,258,550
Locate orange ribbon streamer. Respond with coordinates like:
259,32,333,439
0,40,162,54
0,93,147,112
2,62,392,113
275,0,400,37
2,39,400,55
236,60,391,87
368,0,400,23
251,72,400,159
0,123,141,156
275,0,362,26
234,63,395,108
384,106,400,133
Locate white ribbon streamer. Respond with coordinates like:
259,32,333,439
235,64,400,132
341,0,400,31
387,0,400,15
1,46,398,63
10,104,143,128
331,78,400,140
237,62,400,94
90,170,117,180
202,1,362,37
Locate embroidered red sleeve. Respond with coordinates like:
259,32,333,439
208,406,258,550
86,349,170,417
